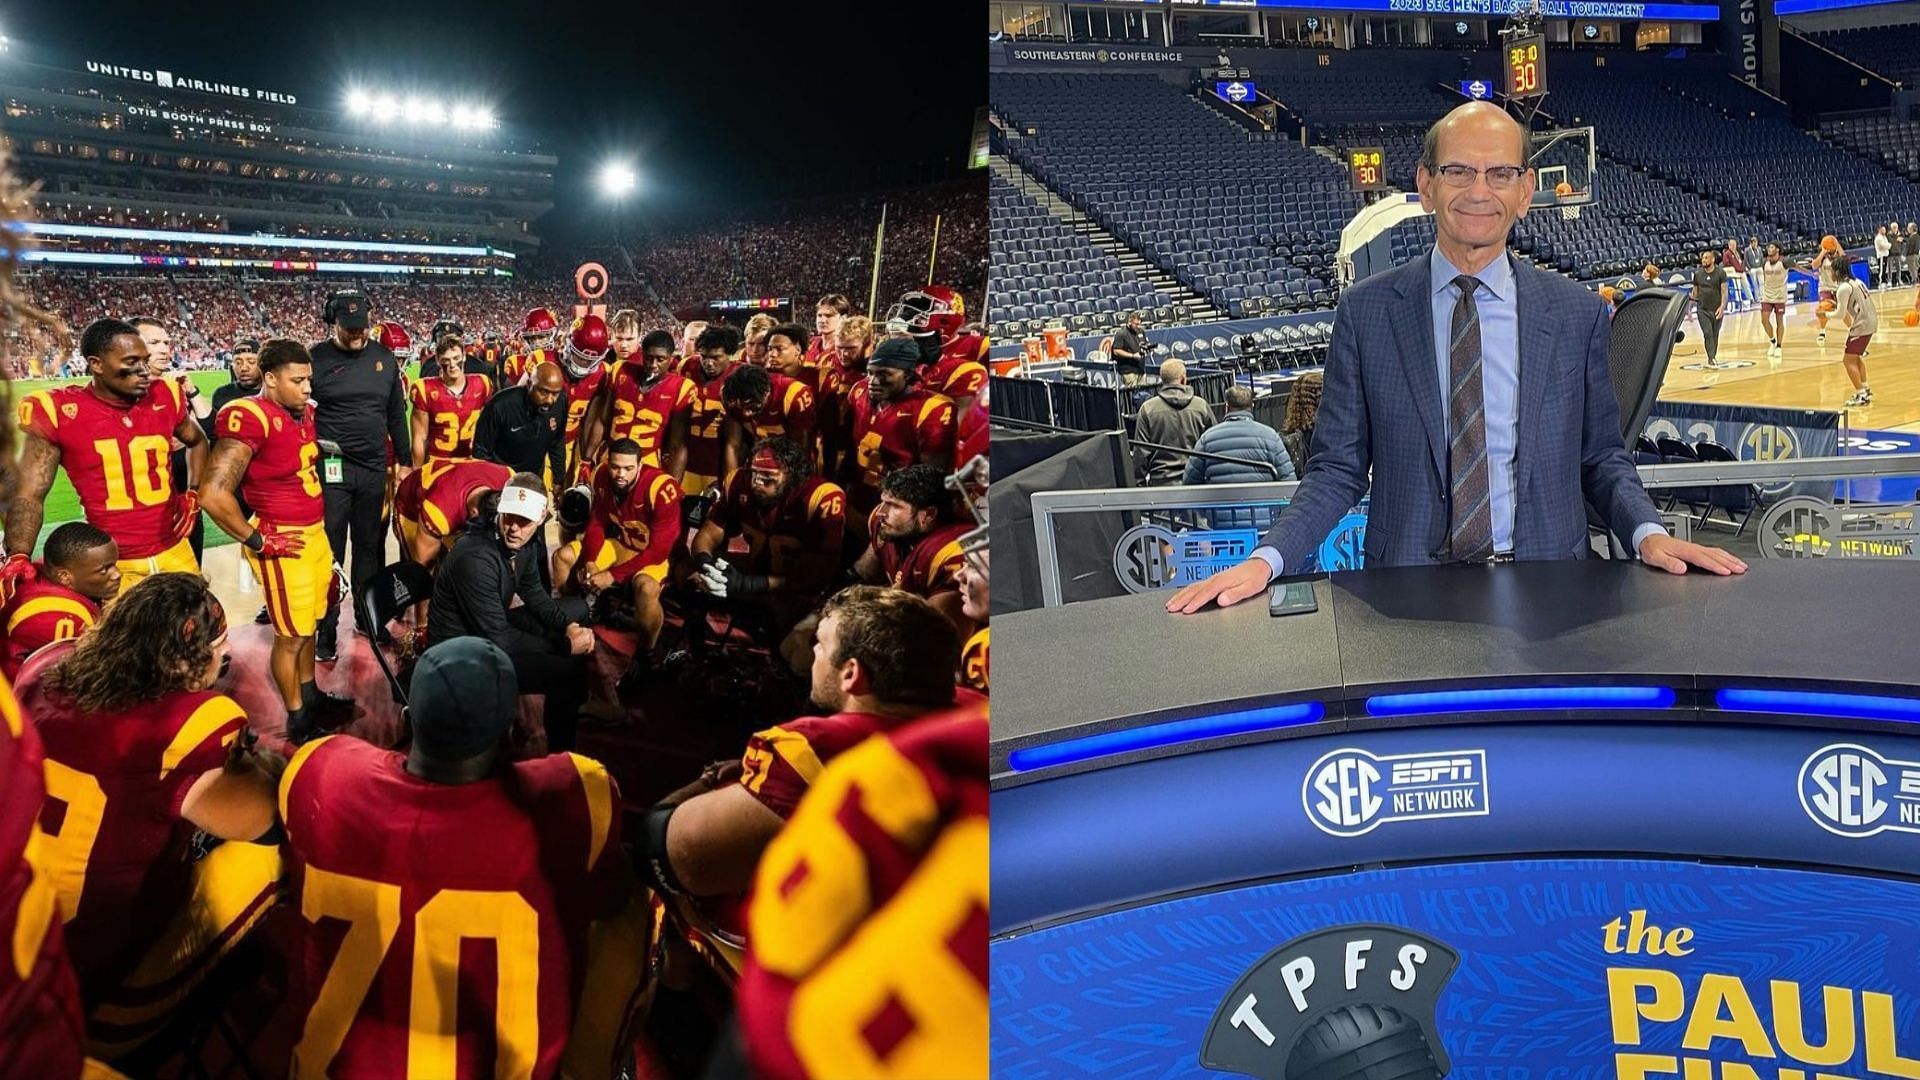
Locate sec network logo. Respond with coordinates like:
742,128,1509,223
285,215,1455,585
1304,747,1490,837
1800,743,1920,838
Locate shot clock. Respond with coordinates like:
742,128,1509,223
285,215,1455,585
1505,33,1546,99
1347,146,1386,192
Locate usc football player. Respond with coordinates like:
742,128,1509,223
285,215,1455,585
409,334,494,464
579,316,694,480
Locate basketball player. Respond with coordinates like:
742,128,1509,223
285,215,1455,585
6,318,208,594
1804,237,1842,345
1759,244,1789,361
200,339,353,741
0,522,118,681
1831,252,1876,407
15,574,282,1057
277,637,639,1079
409,334,494,464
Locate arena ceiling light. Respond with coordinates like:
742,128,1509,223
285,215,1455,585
598,161,638,199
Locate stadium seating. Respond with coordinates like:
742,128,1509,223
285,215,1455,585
1822,116,1920,182
1806,24,1920,90
988,173,1164,334
993,72,1356,319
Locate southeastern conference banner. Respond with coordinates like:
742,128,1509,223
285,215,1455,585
993,858,1920,1077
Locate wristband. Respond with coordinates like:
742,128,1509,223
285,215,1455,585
243,530,266,554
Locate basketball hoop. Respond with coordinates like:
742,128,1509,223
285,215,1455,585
1560,203,1581,220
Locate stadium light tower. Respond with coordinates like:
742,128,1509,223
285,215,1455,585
599,161,638,199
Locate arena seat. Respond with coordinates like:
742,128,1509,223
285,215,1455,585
1806,24,1920,89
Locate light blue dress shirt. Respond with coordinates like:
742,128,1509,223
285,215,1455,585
1251,248,1662,581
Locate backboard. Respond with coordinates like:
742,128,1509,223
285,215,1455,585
1527,125,1595,219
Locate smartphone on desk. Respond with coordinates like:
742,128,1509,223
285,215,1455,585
1269,580,1319,617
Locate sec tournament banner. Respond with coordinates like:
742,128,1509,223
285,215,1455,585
993,858,1920,1077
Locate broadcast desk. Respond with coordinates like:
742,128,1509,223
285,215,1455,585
992,560,1920,1079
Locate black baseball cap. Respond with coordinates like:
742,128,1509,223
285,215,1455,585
868,337,922,372
232,337,261,355
327,290,372,330
408,638,518,760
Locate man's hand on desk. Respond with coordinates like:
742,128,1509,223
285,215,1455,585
1638,533,1747,576
1165,558,1273,614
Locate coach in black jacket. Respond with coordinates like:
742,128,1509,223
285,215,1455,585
426,474,594,751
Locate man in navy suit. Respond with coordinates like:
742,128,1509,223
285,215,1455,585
1169,103,1744,614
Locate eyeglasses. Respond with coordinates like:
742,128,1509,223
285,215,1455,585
1431,164,1529,190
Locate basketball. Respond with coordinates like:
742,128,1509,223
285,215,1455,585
1906,310,1919,327
1819,298,1837,312
1821,234,1841,252
1599,286,1616,302
1554,181,1573,197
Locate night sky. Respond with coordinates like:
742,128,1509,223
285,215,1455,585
4,0,983,240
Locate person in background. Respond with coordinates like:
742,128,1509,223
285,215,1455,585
207,338,263,431
1691,249,1730,370
1720,239,1750,311
1759,244,1789,361
1874,225,1893,289
1744,236,1764,301
1131,358,1215,486
1831,252,1876,407
1184,385,1296,486
1110,310,1149,386
1905,222,1919,287
133,315,210,563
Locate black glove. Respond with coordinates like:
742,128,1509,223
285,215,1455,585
723,562,770,597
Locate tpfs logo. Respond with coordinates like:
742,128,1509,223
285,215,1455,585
1203,925,1459,1080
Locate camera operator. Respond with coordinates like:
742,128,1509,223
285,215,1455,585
1110,311,1151,386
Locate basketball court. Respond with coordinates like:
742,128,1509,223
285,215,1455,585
1656,285,1920,432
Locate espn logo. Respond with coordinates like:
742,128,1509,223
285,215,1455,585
1304,748,1491,838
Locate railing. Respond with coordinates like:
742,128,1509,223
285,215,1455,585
1028,453,1920,607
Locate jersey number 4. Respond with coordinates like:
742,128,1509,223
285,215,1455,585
294,867,541,1078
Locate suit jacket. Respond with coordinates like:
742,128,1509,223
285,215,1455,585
1259,252,1661,570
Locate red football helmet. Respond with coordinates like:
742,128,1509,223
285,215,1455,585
887,285,967,340
373,321,413,361
563,314,611,379
522,307,561,349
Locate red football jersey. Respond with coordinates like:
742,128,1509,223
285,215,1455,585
848,384,956,494
561,366,609,459
731,372,816,445
501,347,555,387
921,335,987,403
740,705,988,1080
16,642,253,998
18,380,189,559
604,360,696,466
685,361,743,482
392,467,426,524
411,374,494,460
739,711,918,821
873,521,970,600
0,673,86,1079
710,471,846,578
583,463,681,583
962,627,989,694
799,335,838,392
417,459,513,541
279,736,624,1080
215,396,324,527
1,573,100,681
956,397,989,467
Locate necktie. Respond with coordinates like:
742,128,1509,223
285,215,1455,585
1447,274,1493,562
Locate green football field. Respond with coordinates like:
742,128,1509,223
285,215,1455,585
11,366,423,555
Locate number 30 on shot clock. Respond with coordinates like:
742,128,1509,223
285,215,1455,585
1348,146,1385,192
1505,34,1546,98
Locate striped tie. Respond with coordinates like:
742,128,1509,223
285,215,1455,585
1447,274,1494,562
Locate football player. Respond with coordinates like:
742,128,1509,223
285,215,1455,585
691,436,846,636
636,588,962,976
410,334,494,464
559,315,613,482
855,464,972,635
683,323,747,498
742,313,776,366
504,306,562,386
0,522,119,681
6,318,207,593
845,338,956,528
200,339,355,742
579,316,694,481
552,438,681,689
890,285,987,416
818,315,873,480
391,457,514,568
951,451,989,695
16,574,282,1057
475,327,508,387
802,293,852,392
721,363,815,478
278,637,639,1079
736,701,987,1080
761,322,811,383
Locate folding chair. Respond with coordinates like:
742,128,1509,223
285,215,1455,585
357,561,435,707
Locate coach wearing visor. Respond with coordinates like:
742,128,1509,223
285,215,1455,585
1168,103,1744,614
427,473,594,751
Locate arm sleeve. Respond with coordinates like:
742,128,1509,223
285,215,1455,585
388,367,413,467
